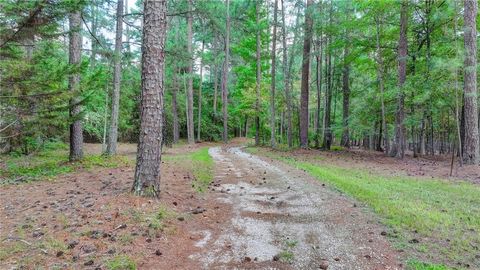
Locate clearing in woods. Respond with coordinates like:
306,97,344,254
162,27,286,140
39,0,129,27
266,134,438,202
1,141,478,269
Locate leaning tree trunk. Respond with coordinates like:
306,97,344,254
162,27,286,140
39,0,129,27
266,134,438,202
132,0,167,197
390,0,408,158
106,0,124,155
463,0,480,164
255,0,262,146
281,0,293,147
68,11,84,161
270,0,278,148
186,0,195,144
299,0,313,148
221,0,230,143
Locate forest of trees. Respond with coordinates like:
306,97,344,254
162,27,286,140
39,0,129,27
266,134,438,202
1,0,479,194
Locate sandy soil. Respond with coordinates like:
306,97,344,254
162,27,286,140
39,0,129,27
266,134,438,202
1,142,404,269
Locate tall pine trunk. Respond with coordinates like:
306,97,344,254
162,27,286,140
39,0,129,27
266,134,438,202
255,1,262,145
186,0,195,144
463,0,480,164
213,36,218,116
172,65,179,143
322,3,333,150
222,0,230,143
106,0,124,155
132,0,167,197
299,0,313,148
375,16,389,154
315,35,323,148
281,0,293,147
68,11,83,161
197,40,204,141
270,0,278,148
340,38,350,148
391,0,408,158
90,1,98,66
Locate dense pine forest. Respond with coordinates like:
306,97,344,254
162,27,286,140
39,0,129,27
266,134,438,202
1,0,479,163
0,0,479,269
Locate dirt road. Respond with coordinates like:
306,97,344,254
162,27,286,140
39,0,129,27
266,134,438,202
0,144,402,269
189,146,401,269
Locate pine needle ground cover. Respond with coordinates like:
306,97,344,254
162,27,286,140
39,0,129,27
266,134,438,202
0,141,131,185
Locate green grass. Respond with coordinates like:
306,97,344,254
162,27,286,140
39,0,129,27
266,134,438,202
0,142,131,185
164,147,213,192
0,241,28,261
246,147,479,269
105,255,136,270
407,259,451,270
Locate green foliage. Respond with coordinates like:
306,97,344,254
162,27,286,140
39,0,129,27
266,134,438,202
277,250,294,263
105,255,137,270
406,259,451,270
144,205,176,235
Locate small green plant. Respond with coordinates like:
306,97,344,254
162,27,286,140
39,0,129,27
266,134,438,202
127,209,145,223
118,234,134,244
145,205,176,234
105,255,137,270
57,213,69,228
41,237,67,253
285,239,298,248
277,250,294,263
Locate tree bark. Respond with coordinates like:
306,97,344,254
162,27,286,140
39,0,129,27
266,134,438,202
340,38,350,148
132,0,167,197
172,65,179,143
463,0,480,164
453,1,462,166
270,0,278,148
390,0,408,158
315,36,323,148
255,1,262,146
186,0,194,144
213,63,218,116
106,0,124,155
222,0,230,143
322,3,333,150
375,16,389,154
68,10,84,161
90,1,98,66
281,0,293,147
299,0,313,148
197,40,204,141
